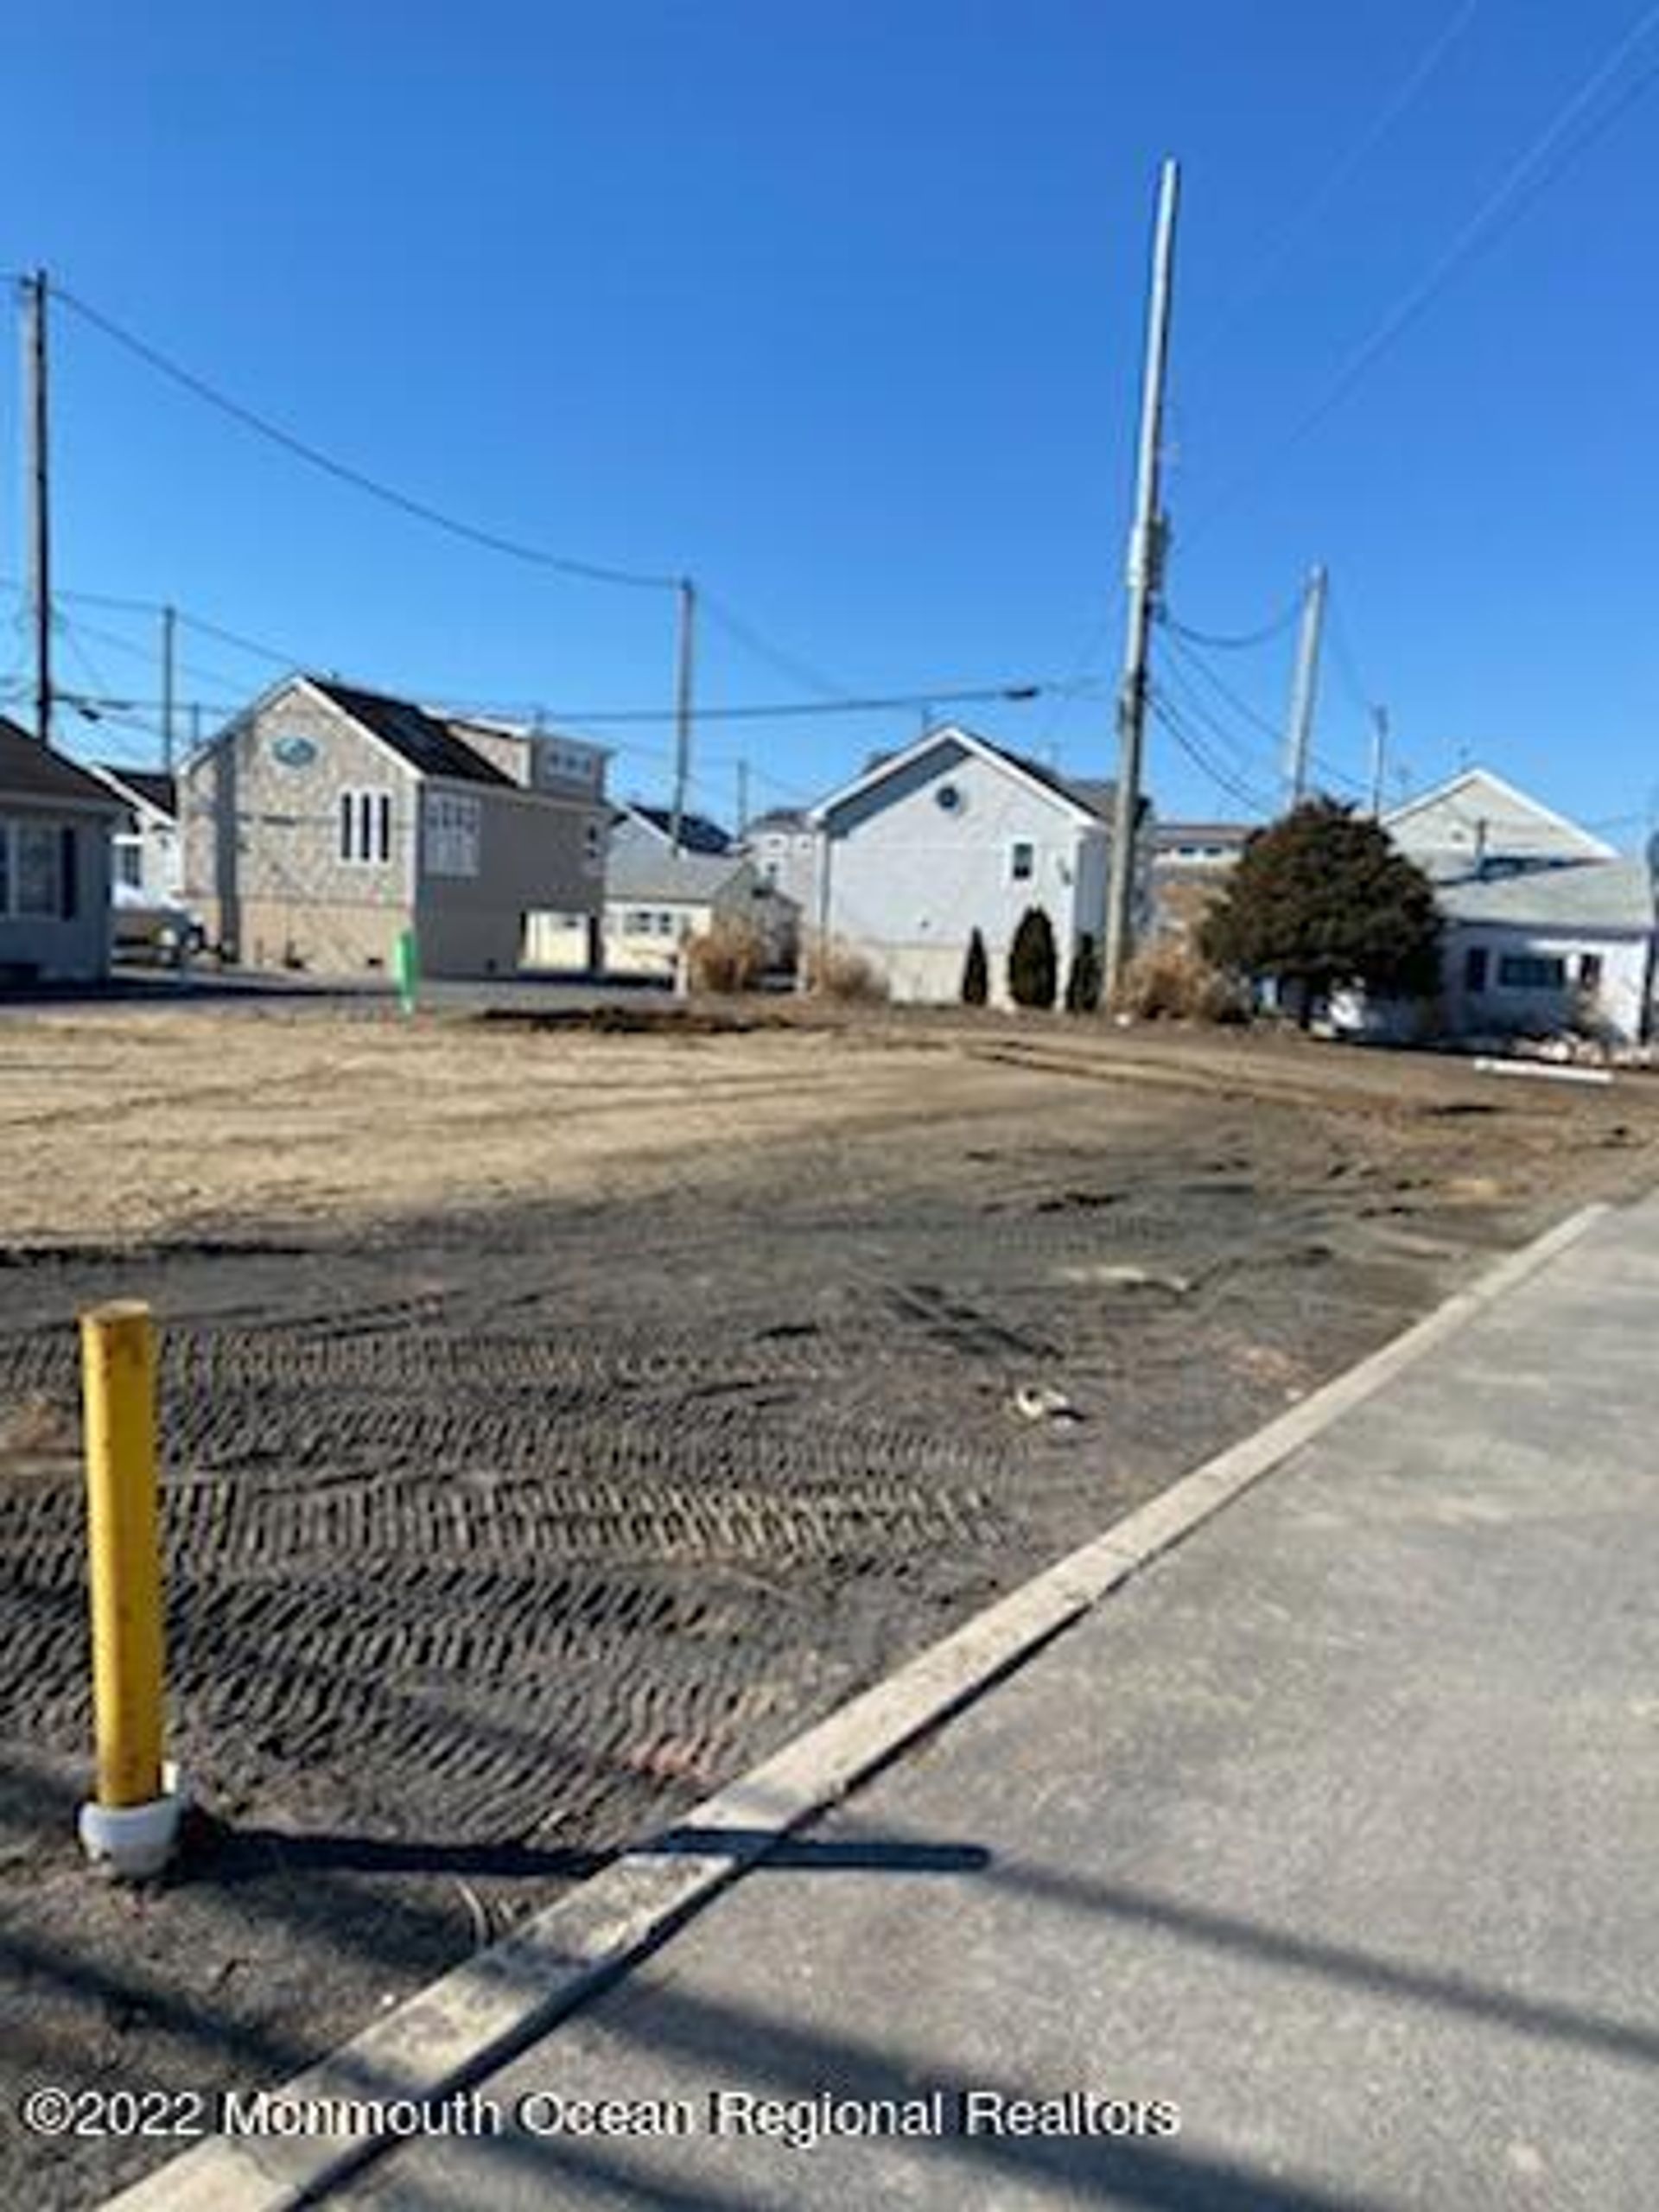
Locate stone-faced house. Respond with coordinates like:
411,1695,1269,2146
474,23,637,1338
181,676,608,977
808,724,1153,1005
0,715,124,984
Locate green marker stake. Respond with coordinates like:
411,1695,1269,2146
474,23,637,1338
394,927,420,1017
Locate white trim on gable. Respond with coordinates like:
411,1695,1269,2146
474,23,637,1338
1383,768,1615,860
810,725,1100,832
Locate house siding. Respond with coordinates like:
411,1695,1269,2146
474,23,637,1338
416,779,601,977
1444,921,1651,1044
0,807,113,982
183,687,417,971
818,739,1097,1005
184,682,607,978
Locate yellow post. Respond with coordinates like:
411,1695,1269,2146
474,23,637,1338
79,1300,166,1808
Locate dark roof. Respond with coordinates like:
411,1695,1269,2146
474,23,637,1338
309,678,515,788
0,718,125,810
97,766,177,817
1004,754,1122,822
624,803,734,855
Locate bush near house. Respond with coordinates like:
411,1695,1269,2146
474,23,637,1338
1064,933,1103,1014
961,928,989,1007
804,937,890,1002
1112,940,1247,1022
1007,906,1058,1010
684,918,769,994
1200,798,1441,1025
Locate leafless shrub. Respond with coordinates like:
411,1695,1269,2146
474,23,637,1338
1110,941,1249,1023
684,918,769,995
804,938,889,1002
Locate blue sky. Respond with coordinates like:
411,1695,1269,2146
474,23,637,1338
3,2,1656,841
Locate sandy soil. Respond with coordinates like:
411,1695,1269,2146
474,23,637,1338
2,1003,1655,2208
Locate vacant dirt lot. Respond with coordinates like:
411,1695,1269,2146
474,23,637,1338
2,1003,1655,2207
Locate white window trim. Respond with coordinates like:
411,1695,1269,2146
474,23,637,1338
340,786,393,867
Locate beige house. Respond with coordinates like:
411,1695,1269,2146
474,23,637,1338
181,676,608,978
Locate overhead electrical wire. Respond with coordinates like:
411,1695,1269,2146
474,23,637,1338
1148,691,1275,814
53,285,681,592
1189,0,1483,366
1189,3,1659,535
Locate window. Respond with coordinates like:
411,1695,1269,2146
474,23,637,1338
0,817,73,919
1497,954,1567,990
1010,840,1035,883
623,909,650,934
423,791,480,878
115,839,145,890
340,787,393,865
16,821,62,916
582,817,603,868
1580,952,1604,991
1463,946,1489,995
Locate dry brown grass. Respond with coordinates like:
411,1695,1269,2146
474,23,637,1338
804,938,889,1002
1110,941,1249,1023
683,918,768,995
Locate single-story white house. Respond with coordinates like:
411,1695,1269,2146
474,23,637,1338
1328,767,1657,1046
807,724,1152,1005
1436,857,1656,1044
602,838,798,978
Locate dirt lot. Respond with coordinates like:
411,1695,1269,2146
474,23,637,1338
2,1003,1655,2208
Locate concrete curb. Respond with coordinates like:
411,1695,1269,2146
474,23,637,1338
100,1201,1611,2212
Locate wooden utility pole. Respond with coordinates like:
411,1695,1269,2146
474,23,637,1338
1368,704,1389,818
1282,563,1327,808
1104,159,1179,1001
670,575,696,855
22,270,53,747
161,605,178,775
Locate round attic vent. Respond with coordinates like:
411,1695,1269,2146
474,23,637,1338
936,782,963,813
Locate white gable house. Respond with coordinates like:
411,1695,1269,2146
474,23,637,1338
809,726,1149,1006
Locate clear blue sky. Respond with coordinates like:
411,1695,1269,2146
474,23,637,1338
3,1,1656,840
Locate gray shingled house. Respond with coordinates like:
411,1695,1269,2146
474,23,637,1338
181,675,609,977
0,715,124,984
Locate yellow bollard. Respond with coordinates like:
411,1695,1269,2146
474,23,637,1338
79,1300,166,1810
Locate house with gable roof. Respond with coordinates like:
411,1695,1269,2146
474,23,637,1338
181,674,609,977
807,724,1153,1004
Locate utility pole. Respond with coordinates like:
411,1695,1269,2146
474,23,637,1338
1368,704,1389,818
22,270,53,747
670,575,696,855
161,605,178,775
1282,564,1327,808
735,757,750,841
1104,158,1179,1001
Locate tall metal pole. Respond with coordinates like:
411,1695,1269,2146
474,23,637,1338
1368,704,1389,818
161,605,178,775
22,270,53,747
735,757,750,841
670,575,696,855
1282,563,1328,808
1104,159,1179,1001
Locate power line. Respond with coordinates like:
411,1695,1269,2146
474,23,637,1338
1148,690,1274,814
698,588,851,701
498,680,1047,726
54,285,681,593
1161,593,1303,652
1190,0,1482,367
1191,5,1659,535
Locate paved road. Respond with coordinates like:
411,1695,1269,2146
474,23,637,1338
332,1197,1659,2212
